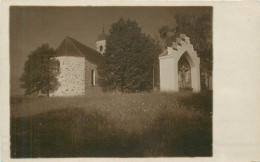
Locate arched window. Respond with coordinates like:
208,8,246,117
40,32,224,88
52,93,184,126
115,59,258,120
100,45,103,52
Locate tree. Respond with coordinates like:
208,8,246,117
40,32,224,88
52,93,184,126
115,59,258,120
158,13,213,89
98,18,162,92
20,44,60,97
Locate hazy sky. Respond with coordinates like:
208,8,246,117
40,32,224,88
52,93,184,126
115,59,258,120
10,6,212,96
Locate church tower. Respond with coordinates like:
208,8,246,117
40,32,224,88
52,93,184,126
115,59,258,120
96,28,106,55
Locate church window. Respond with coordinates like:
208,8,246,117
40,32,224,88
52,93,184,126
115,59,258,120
91,70,95,86
100,45,103,52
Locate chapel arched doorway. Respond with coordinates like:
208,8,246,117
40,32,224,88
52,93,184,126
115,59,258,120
178,53,192,91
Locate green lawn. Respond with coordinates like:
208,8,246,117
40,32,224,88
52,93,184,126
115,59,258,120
10,91,212,157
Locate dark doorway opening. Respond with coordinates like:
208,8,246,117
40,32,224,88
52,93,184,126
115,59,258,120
178,54,192,91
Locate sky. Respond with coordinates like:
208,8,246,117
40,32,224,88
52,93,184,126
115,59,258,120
10,6,212,96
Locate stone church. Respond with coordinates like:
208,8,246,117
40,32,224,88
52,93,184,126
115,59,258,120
49,30,106,97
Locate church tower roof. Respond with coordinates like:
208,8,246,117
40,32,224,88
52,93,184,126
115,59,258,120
96,28,106,41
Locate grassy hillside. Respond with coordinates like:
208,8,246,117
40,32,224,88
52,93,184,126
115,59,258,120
11,91,212,157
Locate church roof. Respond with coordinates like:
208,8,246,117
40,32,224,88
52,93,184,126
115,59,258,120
96,31,106,41
55,36,103,63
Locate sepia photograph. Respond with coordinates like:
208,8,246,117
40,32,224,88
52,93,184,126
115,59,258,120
10,6,213,158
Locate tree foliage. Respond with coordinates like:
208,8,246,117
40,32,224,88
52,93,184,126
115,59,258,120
158,13,213,80
98,18,162,92
20,44,60,97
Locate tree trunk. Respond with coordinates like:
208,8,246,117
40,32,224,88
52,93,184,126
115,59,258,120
208,74,210,90
47,89,49,98
153,67,154,91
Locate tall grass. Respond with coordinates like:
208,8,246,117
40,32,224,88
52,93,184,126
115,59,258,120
11,91,212,157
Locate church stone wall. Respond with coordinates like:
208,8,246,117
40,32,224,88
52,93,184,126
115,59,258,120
50,56,85,97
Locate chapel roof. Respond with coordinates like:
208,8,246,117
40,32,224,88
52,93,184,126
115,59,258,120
55,36,103,63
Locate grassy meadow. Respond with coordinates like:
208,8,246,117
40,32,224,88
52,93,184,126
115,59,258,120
10,91,212,157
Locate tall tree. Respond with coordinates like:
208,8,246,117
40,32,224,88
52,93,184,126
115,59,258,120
20,44,60,97
159,13,213,89
98,18,161,92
